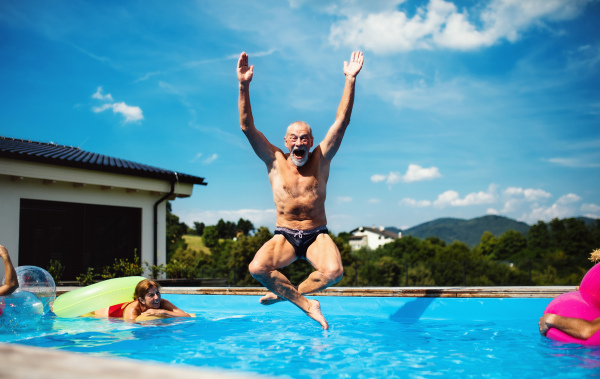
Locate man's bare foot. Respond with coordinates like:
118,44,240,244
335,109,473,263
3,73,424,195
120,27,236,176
259,292,285,305
305,299,328,330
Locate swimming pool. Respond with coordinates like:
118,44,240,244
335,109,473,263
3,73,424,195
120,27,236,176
2,294,599,378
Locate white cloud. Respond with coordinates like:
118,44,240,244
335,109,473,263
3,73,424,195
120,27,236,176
402,164,442,182
370,174,387,183
486,208,499,215
504,187,552,202
92,104,112,113
91,87,143,123
368,198,381,204
191,153,203,163
518,192,585,224
400,198,432,207
520,203,574,224
372,164,441,185
400,184,496,208
337,196,353,203
92,87,113,101
501,199,520,213
329,0,591,53
556,193,581,204
547,157,600,168
387,171,403,184
203,154,218,164
582,203,600,213
433,186,496,207
523,188,552,202
111,102,143,123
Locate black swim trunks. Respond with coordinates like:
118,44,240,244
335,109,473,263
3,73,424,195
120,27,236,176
274,225,329,259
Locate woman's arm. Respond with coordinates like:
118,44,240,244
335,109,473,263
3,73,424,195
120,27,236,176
138,299,190,319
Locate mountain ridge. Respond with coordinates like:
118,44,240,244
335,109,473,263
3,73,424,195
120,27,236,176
394,215,598,247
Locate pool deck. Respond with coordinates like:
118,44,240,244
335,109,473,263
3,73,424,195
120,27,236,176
5,286,573,379
57,285,576,298
0,343,271,379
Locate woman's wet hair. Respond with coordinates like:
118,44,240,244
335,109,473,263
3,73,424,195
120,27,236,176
133,279,161,300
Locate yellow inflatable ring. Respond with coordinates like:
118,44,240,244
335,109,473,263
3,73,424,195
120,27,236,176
53,276,145,318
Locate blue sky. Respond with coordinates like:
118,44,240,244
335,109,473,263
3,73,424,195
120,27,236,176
1,0,599,234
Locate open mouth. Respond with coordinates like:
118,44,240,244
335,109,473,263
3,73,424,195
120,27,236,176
293,149,306,160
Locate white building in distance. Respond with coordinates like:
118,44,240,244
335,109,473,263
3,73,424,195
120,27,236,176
348,226,401,250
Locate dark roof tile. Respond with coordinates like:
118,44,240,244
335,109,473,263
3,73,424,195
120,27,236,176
0,136,206,186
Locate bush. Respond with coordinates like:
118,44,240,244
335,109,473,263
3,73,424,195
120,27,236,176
47,259,65,283
166,259,198,279
76,267,97,286
101,251,143,279
144,261,166,279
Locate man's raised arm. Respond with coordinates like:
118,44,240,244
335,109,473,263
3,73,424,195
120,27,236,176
237,52,276,164
320,51,364,160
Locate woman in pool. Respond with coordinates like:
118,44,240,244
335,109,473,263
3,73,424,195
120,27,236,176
94,279,191,322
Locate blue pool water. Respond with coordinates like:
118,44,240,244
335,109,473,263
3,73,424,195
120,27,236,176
2,295,600,378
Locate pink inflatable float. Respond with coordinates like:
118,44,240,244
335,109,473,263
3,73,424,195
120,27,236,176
543,261,600,345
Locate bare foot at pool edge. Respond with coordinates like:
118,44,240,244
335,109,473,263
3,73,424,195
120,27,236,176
259,292,285,305
306,299,328,330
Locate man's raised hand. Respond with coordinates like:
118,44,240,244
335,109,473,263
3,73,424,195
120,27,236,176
343,51,364,78
237,52,254,84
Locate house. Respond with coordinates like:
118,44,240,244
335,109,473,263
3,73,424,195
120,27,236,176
0,137,206,280
348,226,401,250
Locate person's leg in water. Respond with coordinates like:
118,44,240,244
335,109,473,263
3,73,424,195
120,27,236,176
259,233,343,305
248,235,329,329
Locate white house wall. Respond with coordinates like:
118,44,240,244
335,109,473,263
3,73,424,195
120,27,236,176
0,158,193,278
352,230,394,250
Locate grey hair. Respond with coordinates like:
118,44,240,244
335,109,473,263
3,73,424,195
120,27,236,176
286,121,313,139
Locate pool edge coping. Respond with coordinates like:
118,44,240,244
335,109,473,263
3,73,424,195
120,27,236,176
57,285,574,298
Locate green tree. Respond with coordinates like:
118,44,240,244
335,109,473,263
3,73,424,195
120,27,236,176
527,220,550,253
202,225,220,248
563,218,593,265
166,201,188,262
193,221,205,236
216,219,237,239
494,230,527,261
476,231,498,257
236,218,255,236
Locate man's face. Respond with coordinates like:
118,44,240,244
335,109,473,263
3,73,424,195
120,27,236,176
284,124,313,167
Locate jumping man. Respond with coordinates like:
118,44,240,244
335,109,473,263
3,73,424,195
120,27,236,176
237,51,364,329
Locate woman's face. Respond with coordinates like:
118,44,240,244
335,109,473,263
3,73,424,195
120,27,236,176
141,286,161,308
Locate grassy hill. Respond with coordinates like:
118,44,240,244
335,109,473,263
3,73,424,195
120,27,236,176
171,235,212,262
183,235,211,255
401,215,530,247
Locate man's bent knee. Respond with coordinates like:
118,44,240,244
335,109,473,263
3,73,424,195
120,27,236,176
248,260,269,280
322,266,343,285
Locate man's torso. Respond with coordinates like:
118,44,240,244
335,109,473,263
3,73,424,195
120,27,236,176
269,146,330,230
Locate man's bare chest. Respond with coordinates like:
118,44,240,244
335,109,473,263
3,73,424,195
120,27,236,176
279,174,320,198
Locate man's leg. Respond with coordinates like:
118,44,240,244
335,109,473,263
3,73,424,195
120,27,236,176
298,233,343,294
248,235,329,329
259,233,343,300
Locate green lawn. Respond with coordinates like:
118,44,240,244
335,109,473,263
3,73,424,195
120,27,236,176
183,235,211,255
